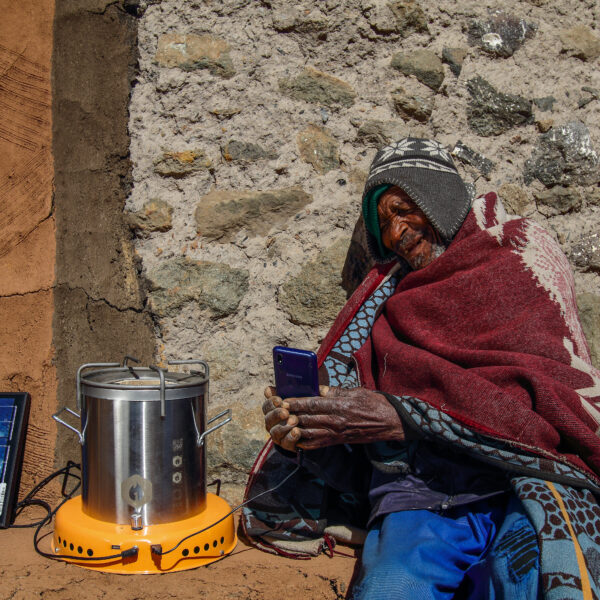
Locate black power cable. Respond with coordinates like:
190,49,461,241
13,451,306,564
151,449,305,558
12,461,138,563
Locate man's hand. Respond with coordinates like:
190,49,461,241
262,385,404,452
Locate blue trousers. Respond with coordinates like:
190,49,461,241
351,495,540,600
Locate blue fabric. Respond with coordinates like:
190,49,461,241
352,495,541,600
352,499,503,600
465,494,540,600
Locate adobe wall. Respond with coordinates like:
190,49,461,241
52,1,156,470
0,0,56,494
0,0,158,493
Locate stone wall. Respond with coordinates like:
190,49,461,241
128,0,600,484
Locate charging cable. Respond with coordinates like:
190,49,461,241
14,450,306,564
151,449,305,557
13,462,139,562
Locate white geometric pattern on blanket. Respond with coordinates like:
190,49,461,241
472,194,520,245
563,337,600,431
517,219,592,364
473,196,591,365
473,194,600,431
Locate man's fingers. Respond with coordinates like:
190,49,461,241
264,386,277,399
270,423,300,451
280,427,301,451
319,385,330,397
264,407,291,431
262,396,288,415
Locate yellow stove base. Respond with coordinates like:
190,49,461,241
52,493,237,573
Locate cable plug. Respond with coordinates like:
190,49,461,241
121,546,139,558
150,544,163,556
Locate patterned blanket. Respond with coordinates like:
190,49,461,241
243,193,600,598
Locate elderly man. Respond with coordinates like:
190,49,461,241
243,138,600,599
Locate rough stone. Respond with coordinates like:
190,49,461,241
524,122,600,187
208,409,266,475
534,186,582,216
391,87,434,122
195,187,313,241
222,140,278,163
451,141,494,178
127,199,173,236
586,187,600,206
577,293,600,368
578,86,599,109
147,258,249,318
201,342,241,381
442,47,468,76
279,67,356,108
209,106,242,119
391,50,444,91
349,168,369,191
279,237,351,327
533,96,556,112
154,150,212,177
272,7,328,34
362,0,428,36
536,119,554,133
297,124,340,174
155,34,235,78
570,232,600,271
560,25,600,61
468,12,536,58
498,183,534,216
272,6,298,31
355,120,408,147
466,76,533,136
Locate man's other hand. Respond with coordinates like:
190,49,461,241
263,386,404,451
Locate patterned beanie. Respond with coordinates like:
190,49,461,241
362,138,471,262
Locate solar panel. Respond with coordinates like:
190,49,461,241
0,393,30,528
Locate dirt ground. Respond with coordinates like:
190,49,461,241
1,515,357,600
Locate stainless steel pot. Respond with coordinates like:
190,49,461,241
53,359,231,529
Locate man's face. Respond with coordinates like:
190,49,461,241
377,186,442,270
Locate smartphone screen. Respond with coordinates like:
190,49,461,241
273,346,319,400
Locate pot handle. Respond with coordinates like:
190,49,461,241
53,407,85,445
196,409,232,447
149,365,167,418
77,362,121,410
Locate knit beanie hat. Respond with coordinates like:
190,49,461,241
362,138,471,262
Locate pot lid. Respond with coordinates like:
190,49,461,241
81,367,208,391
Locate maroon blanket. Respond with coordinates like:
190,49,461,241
351,192,600,482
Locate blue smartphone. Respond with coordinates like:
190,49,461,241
273,346,319,400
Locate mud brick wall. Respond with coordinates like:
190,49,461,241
52,1,156,470
0,0,56,495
